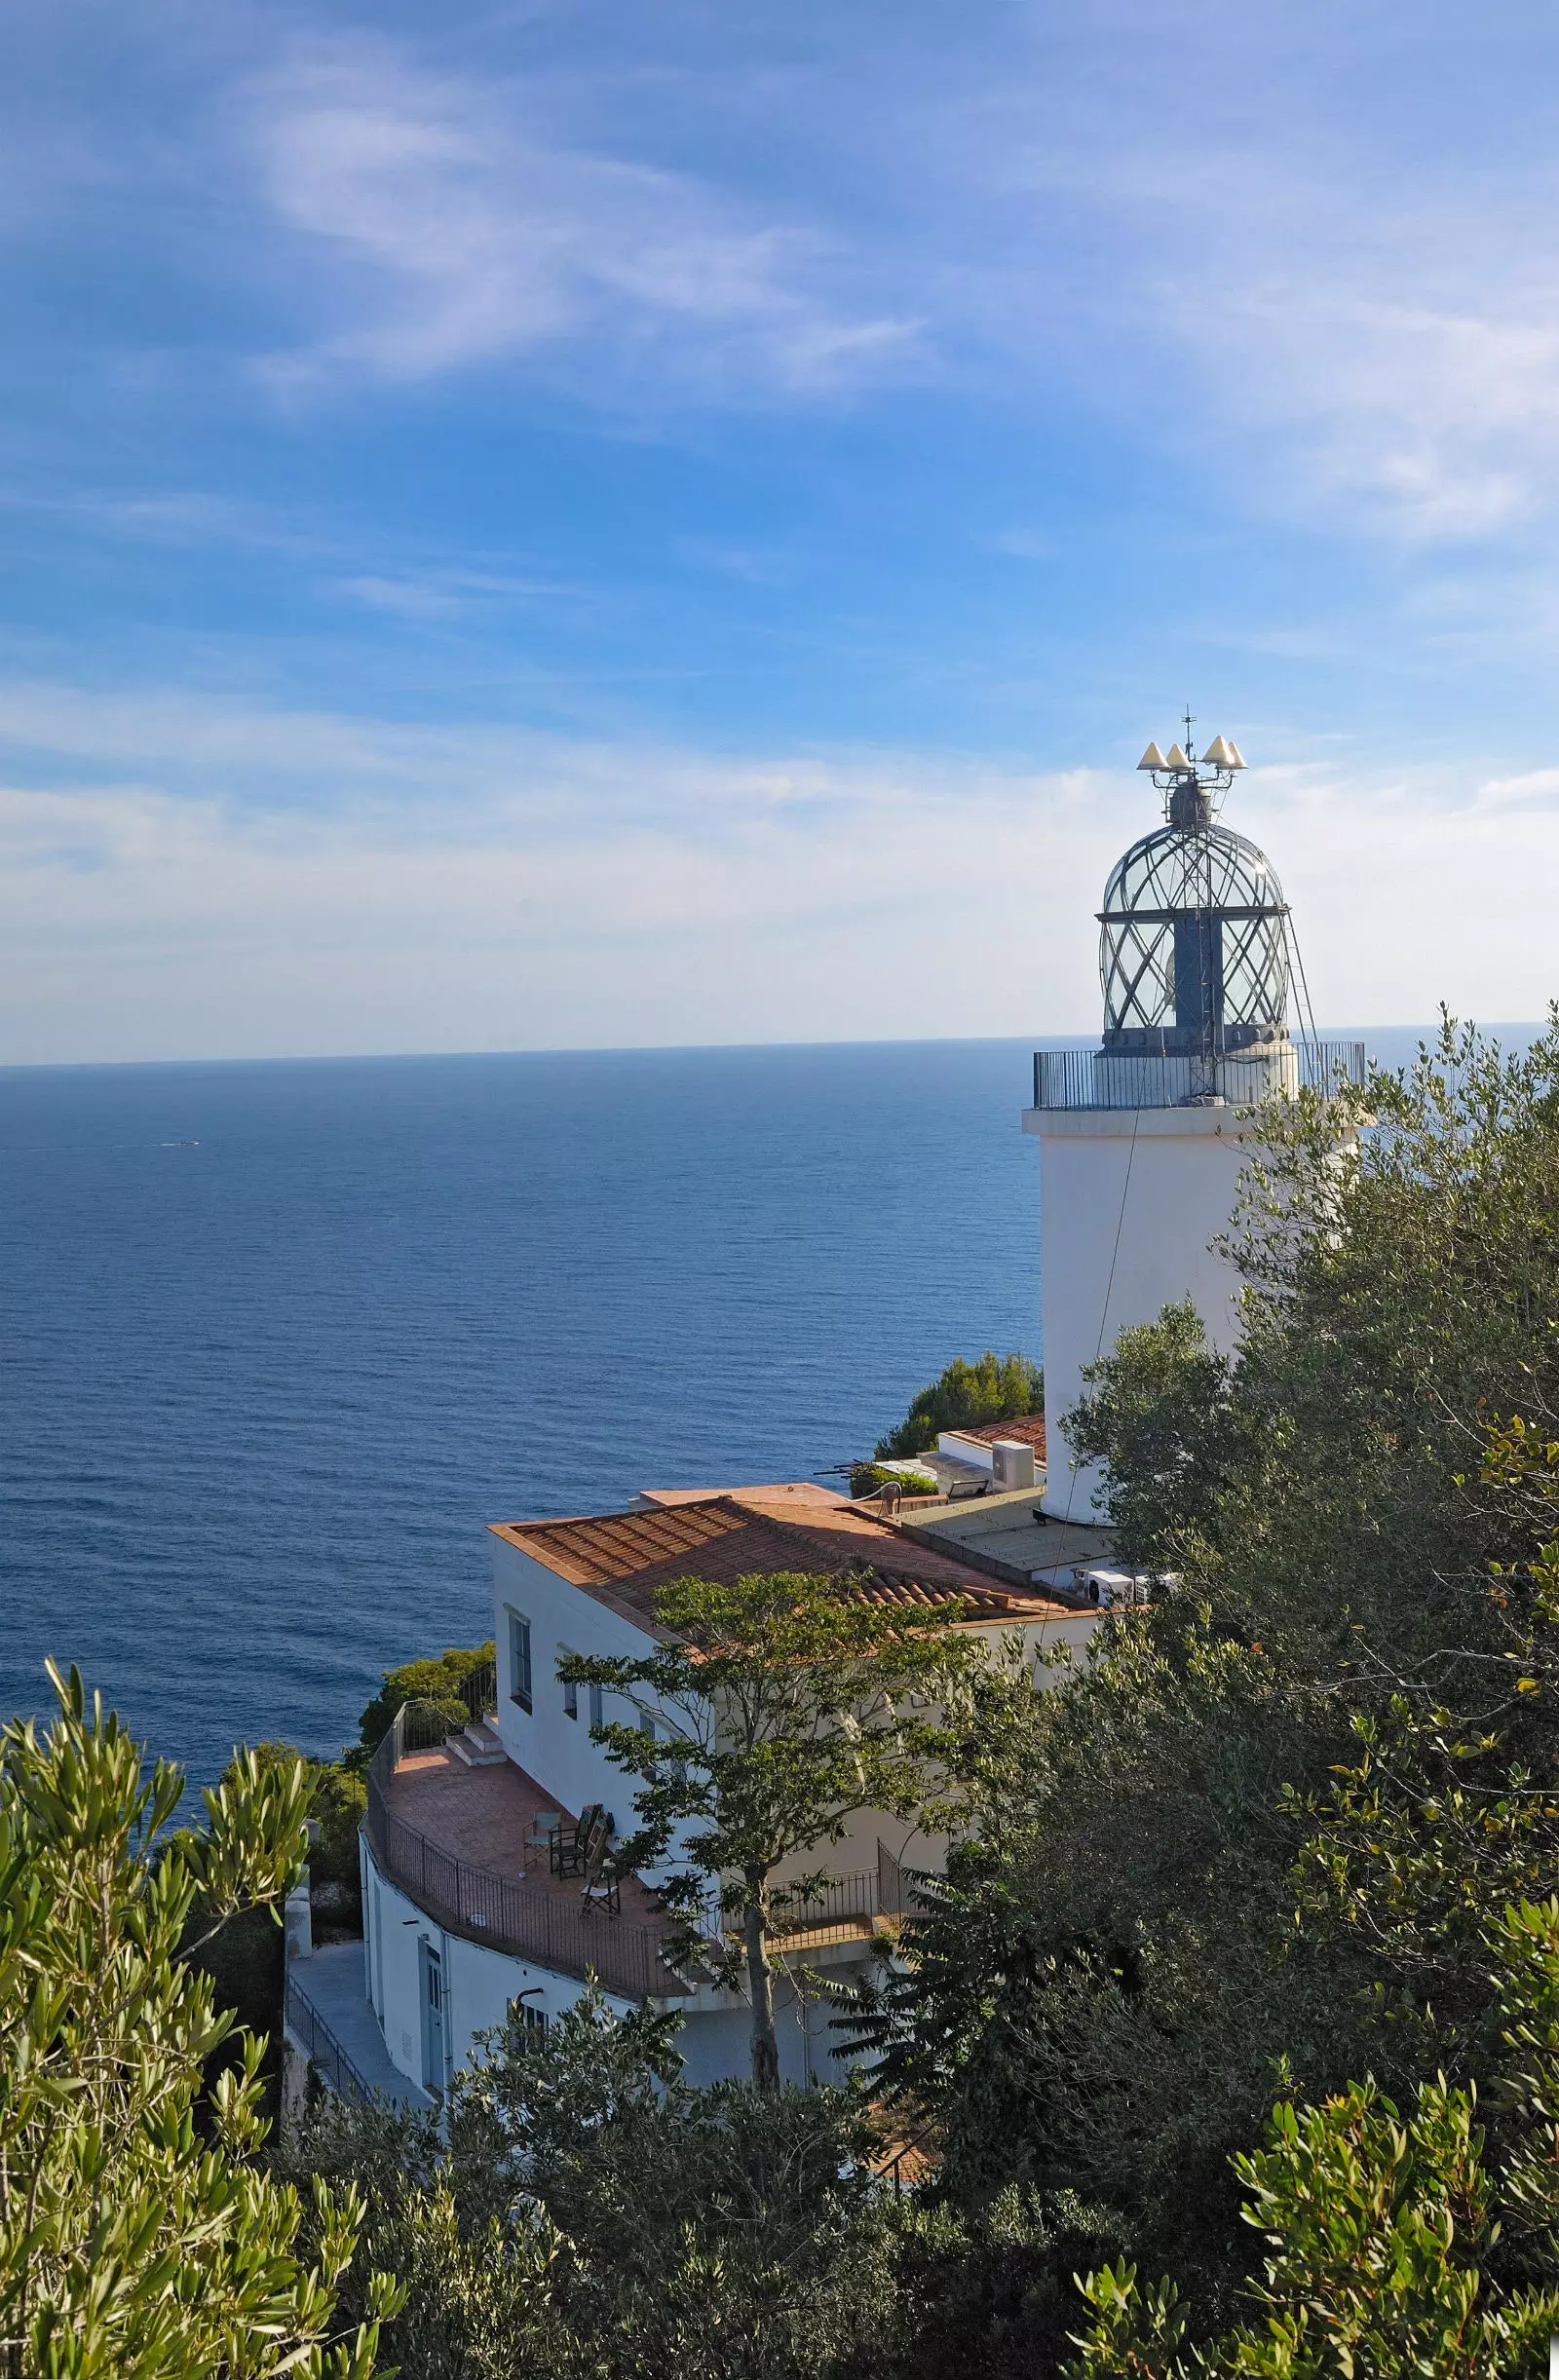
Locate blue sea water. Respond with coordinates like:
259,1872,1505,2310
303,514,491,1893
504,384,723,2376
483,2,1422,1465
2,1026,1538,1785
1,1041,1054,1782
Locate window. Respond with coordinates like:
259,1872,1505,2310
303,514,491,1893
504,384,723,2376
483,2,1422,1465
513,1999,549,2047
508,1609,532,1713
561,1663,578,1720
639,1709,656,1741
589,1681,604,1730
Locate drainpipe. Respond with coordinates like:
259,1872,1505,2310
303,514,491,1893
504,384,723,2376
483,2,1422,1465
439,1924,453,2097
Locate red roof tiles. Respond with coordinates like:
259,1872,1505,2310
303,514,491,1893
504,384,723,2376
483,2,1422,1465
491,1486,1070,1631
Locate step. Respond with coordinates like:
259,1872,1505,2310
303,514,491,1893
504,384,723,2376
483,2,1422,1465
446,1719,508,1767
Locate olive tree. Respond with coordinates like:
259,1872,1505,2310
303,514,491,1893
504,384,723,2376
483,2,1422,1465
0,1662,400,2379
559,1568,977,2091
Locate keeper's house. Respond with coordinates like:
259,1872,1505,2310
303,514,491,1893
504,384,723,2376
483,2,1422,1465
347,1480,1096,2097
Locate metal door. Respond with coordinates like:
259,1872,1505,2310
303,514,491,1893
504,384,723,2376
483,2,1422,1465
419,1940,445,2092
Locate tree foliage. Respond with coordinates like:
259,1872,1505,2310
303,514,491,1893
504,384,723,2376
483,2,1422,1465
0,1663,399,2379
849,1015,1559,2344
1067,1901,1559,2377
284,1984,895,2380
875,1351,1043,1459
558,1568,977,2089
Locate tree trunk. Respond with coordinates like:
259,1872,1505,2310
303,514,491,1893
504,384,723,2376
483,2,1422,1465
743,1873,780,2092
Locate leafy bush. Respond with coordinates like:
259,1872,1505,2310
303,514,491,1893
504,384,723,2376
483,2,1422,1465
249,1738,367,1923
284,1985,897,2380
875,1352,1042,1459
851,1461,940,1499
349,1641,494,1767
1067,1902,1559,2376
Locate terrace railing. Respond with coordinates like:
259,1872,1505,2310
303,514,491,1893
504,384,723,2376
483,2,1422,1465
738,1840,912,1948
365,1703,692,2000
285,1973,374,2102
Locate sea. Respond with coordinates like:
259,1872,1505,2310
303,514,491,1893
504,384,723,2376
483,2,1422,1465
0,1027,1530,1785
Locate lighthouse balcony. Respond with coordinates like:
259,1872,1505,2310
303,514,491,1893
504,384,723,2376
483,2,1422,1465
1030,1039,1366,1114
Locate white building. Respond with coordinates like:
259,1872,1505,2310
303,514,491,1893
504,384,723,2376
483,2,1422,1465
1024,728,1363,1520
344,1480,1097,2097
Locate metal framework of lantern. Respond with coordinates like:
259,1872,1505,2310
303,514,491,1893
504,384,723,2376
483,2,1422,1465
1097,720,1296,1104
1028,717,1363,1111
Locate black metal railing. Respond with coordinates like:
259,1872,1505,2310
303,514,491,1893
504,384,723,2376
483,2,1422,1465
1031,1039,1367,1114
461,1659,497,1723
365,1705,692,1999
876,2118,940,2198
285,1972,375,2102
745,1841,911,1942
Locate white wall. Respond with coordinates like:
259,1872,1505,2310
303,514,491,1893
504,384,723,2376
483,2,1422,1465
362,1831,634,2093
936,1431,995,1472
491,1535,662,1827
1026,1107,1252,1520
361,1825,857,2092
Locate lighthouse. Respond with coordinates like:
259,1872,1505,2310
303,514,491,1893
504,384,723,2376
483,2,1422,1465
1023,721,1362,1522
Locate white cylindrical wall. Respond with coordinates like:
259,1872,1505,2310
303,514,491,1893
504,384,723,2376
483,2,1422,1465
1030,1108,1252,1520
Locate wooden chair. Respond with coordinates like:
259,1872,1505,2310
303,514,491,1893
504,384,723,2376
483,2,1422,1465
580,1815,623,1918
551,1802,604,1877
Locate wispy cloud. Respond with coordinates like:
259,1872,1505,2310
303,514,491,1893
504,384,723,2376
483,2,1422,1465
247,41,920,397
328,568,578,620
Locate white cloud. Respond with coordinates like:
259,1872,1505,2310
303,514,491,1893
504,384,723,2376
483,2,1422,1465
12,3,1559,545
1,679,1558,1065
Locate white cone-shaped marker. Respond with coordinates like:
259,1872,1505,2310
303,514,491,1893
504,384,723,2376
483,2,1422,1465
1226,741,1248,770
1137,741,1167,770
1201,734,1234,767
1163,742,1189,769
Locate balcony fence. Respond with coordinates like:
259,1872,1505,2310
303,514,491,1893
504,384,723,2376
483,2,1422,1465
365,1704,917,1991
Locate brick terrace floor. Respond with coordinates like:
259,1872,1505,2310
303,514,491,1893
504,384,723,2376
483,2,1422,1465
386,1746,668,1929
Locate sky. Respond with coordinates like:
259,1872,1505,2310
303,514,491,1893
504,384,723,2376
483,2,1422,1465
5,0,1559,1063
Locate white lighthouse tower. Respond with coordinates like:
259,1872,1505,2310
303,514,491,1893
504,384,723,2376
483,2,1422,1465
1023,720,1361,1522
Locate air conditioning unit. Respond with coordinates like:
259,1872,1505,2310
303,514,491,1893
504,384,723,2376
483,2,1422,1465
991,1438,1037,1492
1079,1567,1156,1608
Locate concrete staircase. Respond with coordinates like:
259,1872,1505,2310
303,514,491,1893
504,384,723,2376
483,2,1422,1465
446,1717,507,1767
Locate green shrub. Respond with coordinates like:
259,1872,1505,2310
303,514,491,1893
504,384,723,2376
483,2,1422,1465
852,1462,940,1499
876,1353,1042,1460
350,1642,494,1767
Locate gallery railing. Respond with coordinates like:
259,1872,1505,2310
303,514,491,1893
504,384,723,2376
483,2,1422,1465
364,1703,692,2000
1031,1039,1367,1114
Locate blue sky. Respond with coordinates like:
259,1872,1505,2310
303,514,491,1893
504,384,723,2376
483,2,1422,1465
5,0,1559,1061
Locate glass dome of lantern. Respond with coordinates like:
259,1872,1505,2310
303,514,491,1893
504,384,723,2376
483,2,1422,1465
1099,722,1289,1063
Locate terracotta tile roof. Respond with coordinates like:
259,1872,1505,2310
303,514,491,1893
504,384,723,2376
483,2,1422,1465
490,1499,747,1588
491,1488,1071,1632
944,1413,1047,1454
